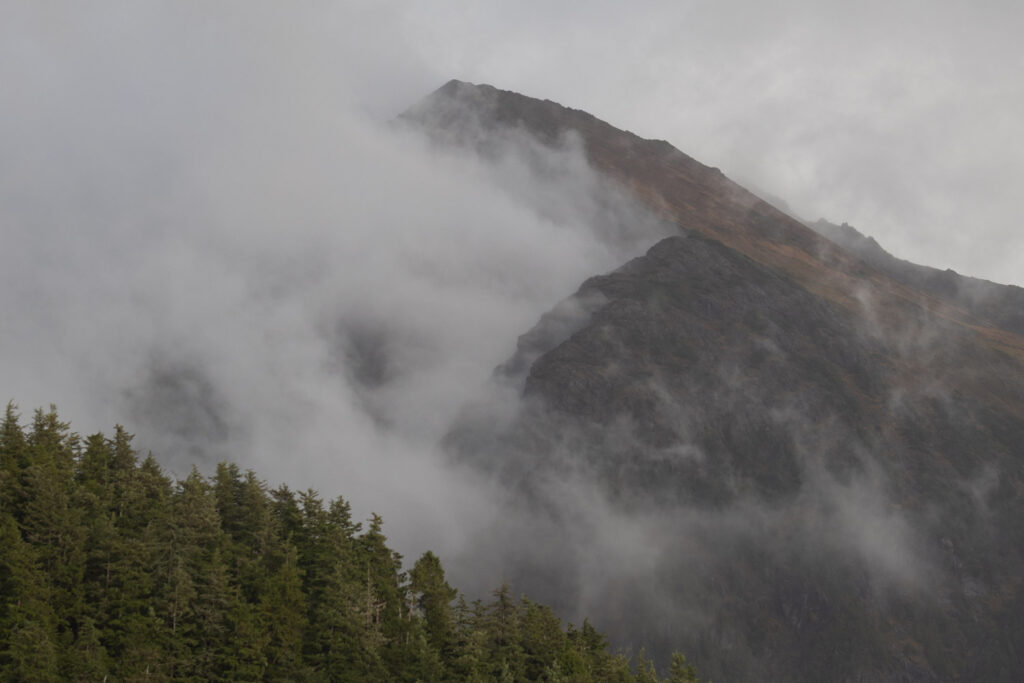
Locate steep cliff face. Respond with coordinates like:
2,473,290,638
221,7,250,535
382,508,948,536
406,81,1024,682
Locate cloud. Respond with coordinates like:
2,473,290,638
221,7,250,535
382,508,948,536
451,418,940,673
384,1,1024,285
1,8,1016,679
0,2,676,562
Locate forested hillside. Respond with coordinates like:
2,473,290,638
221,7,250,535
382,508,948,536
0,403,698,682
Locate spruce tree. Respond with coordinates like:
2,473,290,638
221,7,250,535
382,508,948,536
668,651,699,682
410,550,458,658
519,598,567,680
486,584,525,680
0,513,61,681
0,406,703,682
0,403,27,518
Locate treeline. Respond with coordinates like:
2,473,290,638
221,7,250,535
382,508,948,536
0,404,699,681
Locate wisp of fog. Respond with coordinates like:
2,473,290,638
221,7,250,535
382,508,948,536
0,4,671,565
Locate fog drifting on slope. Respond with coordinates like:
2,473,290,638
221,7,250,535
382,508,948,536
0,4,671,563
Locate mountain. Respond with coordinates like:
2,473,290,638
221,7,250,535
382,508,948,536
810,218,1024,336
403,81,1024,682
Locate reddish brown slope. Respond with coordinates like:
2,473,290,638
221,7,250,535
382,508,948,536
404,80,1024,364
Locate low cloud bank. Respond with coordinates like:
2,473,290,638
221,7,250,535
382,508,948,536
0,5,670,563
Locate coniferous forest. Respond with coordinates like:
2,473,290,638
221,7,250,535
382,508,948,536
0,403,699,682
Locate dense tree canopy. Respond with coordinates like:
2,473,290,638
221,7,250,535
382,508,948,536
0,403,699,681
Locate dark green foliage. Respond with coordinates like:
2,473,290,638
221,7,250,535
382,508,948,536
668,652,699,683
0,512,60,681
410,550,458,659
519,599,565,679
0,403,29,518
0,405,698,681
634,649,661,683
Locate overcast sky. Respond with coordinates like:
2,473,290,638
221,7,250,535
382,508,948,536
1,0,1021,559
407,1,1024,286
1,0,671,556
405,0,1024,285
5,1,1021,278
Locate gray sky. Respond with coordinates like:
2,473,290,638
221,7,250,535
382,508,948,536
0,0,669,557
441,2,1024,284
1,0,1021,561
5,1,1021,279
387,0,1024,285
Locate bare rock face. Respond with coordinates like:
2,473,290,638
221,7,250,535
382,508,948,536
407,81,1024,682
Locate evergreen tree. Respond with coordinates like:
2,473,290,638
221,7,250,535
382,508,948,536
97,450,170,677
410,550,458,658
19,407,91,676
64,615,110,682
450,596,491,681
634,648,660,683
269,483,304,541
21,407,85,591
76,433,113,505
668,651,699,683
259,542,311,680
519,598,566,680
0,406,703,683
486,584,526,680
0,513,61,681
0,403,28,517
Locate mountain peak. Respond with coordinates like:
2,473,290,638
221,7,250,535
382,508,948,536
422,80,1024,681
407,81,1015,338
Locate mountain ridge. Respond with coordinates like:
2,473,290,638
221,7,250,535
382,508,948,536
404,81,1024,359
811,217,1024,336
405,80,1024,682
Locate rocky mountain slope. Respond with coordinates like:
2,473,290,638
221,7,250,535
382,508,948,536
404,81,1024,682
811,218,1024,336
